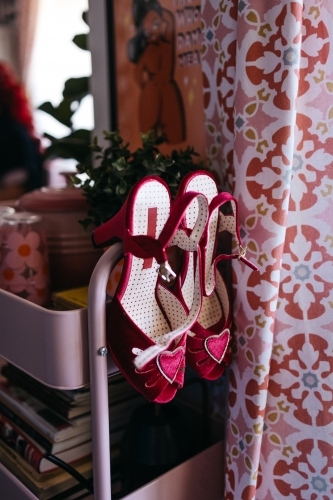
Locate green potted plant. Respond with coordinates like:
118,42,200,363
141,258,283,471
72,129,208,231
71,129,208,295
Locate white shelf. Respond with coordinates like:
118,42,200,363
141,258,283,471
0,288,118,390
0,441,224,500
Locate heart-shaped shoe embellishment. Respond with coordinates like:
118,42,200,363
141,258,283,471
204,329,230,363
157,347,185,384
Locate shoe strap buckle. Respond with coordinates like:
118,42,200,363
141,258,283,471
238,245,247,261
158,261,176,283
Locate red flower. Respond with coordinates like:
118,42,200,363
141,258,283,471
0,62,39,145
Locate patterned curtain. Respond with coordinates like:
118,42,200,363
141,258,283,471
201,1,333,499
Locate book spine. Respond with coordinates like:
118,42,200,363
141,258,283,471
0,400,53,451
0,382,71,441
0,414,45,473
1,366,72,419
2,364,86,405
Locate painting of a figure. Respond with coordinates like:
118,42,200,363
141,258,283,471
111,0,205,157
127,0,186,143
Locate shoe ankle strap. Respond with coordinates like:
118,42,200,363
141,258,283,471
215,197,258,271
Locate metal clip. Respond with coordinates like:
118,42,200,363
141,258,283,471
238,245,247,260
157,261,176,282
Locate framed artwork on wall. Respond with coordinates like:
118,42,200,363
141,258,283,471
89,0,206,158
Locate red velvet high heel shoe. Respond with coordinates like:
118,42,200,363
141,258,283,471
92,176,208,403
172,171,258,380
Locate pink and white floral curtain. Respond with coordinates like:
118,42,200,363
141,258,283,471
201,1,333,498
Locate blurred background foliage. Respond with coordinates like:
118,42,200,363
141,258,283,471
38,10,91,165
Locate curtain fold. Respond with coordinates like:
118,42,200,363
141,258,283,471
15,0,39,82
202,1,333,498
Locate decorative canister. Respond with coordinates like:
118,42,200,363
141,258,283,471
17,187,103,291
0,212,50,306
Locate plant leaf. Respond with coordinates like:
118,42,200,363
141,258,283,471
82,11,89,26
42,129,91,163
38,100,74,128
72,34,89,51
62,77,90,101
116,179,127,196
112,157,127,171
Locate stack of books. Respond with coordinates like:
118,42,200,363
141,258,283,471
0,363,144,499
51,287,89,311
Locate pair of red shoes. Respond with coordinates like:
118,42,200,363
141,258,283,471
92,171,257,403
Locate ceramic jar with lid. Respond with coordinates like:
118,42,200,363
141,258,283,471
0,211,50,306
17,187,103,291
